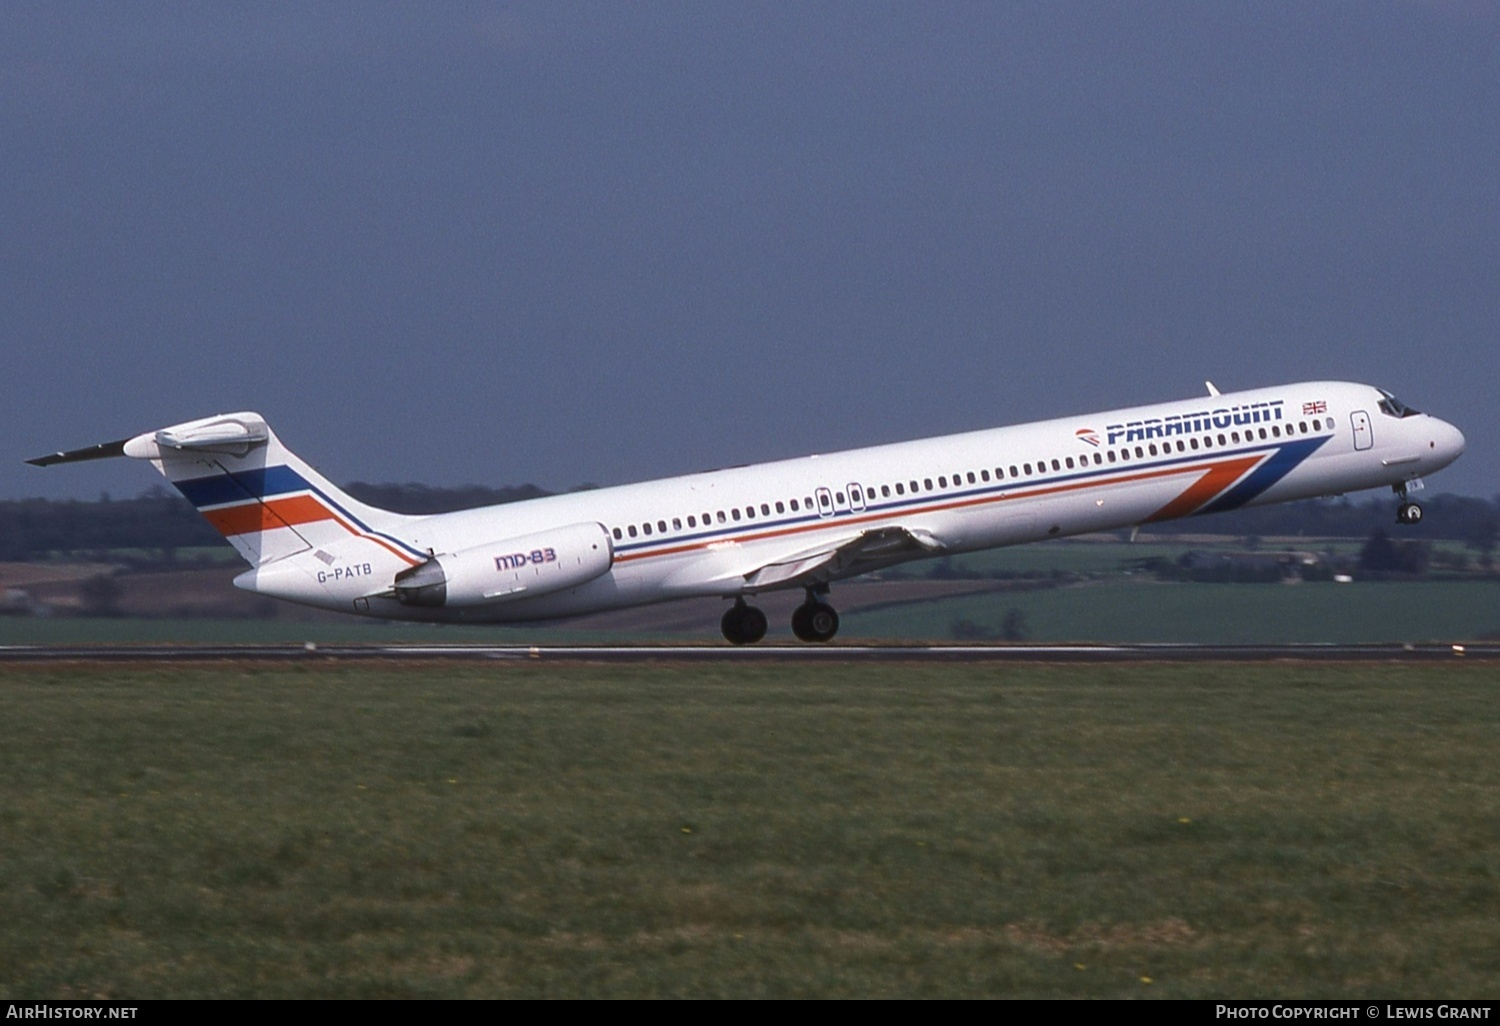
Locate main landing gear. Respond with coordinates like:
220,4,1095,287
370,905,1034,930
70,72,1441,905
791,586,839,643
1394,483,1424,526
719,587,842,645
720,599,768,646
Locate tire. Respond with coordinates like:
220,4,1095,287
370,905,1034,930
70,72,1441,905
722,603,768,645
792,601,839,643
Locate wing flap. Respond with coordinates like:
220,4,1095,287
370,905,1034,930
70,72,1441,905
743,525,944,590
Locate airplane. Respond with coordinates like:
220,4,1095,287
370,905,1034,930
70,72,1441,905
28,380,1464,644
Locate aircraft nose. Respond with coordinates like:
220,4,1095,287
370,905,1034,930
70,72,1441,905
1429,418,1465,468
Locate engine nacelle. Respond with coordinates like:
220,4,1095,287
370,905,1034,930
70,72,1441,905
392,521,613,608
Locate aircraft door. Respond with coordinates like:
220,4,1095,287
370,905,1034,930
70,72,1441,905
1351,410,1373,451
847,483,866,512
815,487,834,518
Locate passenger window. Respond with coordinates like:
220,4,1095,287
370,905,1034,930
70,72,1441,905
1189,438,1199,450
981,469,990,481
776,501,785,513
1148,445,1157,457
1135,447,1144,458
880,486,890,498
967,472,976,484
745,506,755,519
687,516,696,528
731,509,741,521
1218,434,1226,445
628,525,638,538
1009,466,1018,477
1108,451,1117,463
790,499,799,511
1065,457,1075,469
1231,432,1240,443
895,482,905,495
612,527,622,540
1120,449,1130,461
1023,463,1032,475
1093,453,1103,465
924,479,933,490
643,523,652,536
717,511,727,523
1258,428,1267,440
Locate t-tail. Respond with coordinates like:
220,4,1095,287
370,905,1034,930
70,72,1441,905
27,413,426,572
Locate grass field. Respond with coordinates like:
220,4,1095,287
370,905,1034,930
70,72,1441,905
3,661,1498,998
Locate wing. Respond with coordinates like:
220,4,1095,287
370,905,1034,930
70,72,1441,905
741,525,944,591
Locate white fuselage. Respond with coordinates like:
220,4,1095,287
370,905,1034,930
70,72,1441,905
241,380,1462,623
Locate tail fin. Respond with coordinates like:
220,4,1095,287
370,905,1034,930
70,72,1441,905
31,412,424,569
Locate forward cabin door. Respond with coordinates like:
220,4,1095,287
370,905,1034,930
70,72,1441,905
1351,410,1374,451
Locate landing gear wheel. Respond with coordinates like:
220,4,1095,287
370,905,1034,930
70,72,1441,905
1397,501,1423,525
791,601,840,643
721,600,768,645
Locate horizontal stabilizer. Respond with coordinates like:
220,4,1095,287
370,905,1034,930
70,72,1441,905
26,439,129,467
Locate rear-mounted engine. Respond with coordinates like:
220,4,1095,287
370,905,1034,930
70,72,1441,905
392,522,613,607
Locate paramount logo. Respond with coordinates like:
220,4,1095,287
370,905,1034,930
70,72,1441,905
1106,400,1285,446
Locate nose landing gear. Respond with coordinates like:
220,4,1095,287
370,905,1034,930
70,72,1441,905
1394,483,1423,525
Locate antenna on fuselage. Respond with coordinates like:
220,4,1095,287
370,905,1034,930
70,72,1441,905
1205,381,1221,397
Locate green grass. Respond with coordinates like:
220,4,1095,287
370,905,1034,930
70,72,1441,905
847,580,1500,644
2,662,1498,997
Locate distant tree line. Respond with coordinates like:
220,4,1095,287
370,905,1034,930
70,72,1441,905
0,482,556,561
1150,493,1499,553
1,486,1496,564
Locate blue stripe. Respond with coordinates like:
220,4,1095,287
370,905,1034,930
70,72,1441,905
174,466,310,507
614,436,1329,558
1197,436,1330,514
174,465,428,561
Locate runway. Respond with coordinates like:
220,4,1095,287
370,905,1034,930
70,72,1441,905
1,642,1496,662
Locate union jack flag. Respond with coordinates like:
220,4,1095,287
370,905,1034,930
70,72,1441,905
1302,401,1327,415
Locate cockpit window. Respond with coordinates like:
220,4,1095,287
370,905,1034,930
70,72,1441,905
1377,389,1421,418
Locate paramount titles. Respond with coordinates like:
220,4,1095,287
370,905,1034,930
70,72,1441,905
1107,400,1285,447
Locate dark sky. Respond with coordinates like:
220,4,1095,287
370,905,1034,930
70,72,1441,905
5,2,1497,503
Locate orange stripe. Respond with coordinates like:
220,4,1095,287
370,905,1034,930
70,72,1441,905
1144,456,1260,522
202,495,336,537
201,495,420,564
614,460,1236,565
